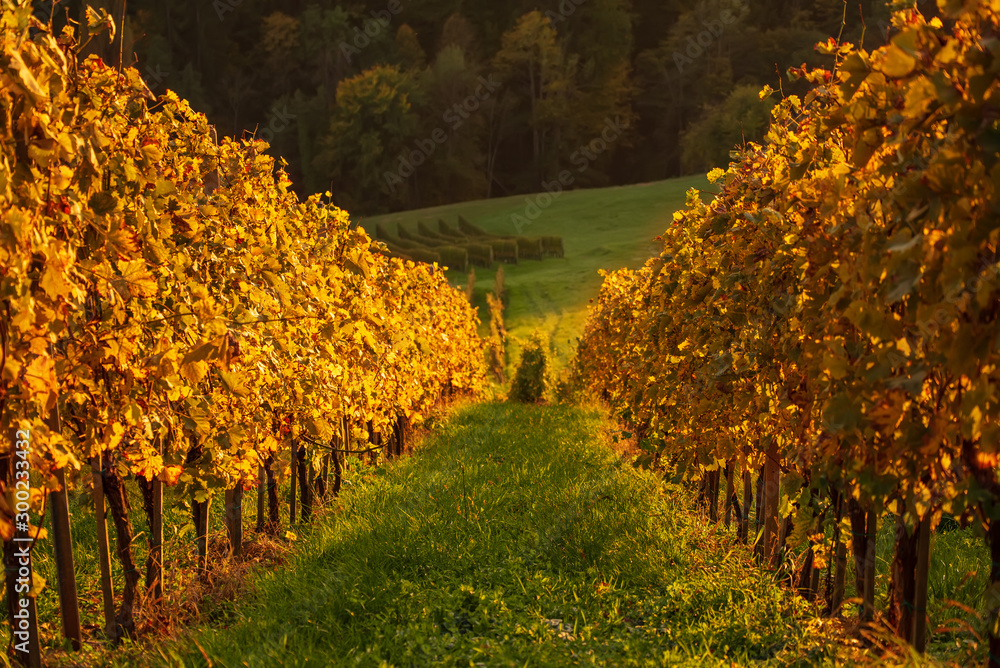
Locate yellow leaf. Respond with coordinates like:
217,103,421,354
895,338,912,357
217,370,249,397
41,242,75,299
114,259,158,298
878,45,917,78
140,143,164,163
6,51,47,103
52,165,73,191
24,355,56,398
180,359,209,385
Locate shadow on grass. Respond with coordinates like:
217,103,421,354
139,403,822,667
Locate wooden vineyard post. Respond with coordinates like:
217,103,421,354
49,467,81,650
797,545,816,600
724,459,735,529
46,404,81,651
225,483,243,558
740,464,752,542
288,428,297,525
762,440,780,562
297,446,312,523
754,464,764,536
831,495,847,616
708,469,720,523
396,417,404,457
367,421,379,466
912,512,932,652
265,454,279,534
90,456,115,634
256,464,267,532
142,429,166,605
332,416,346,497
832,540,847,615
101,458,141,639
318,451,331,499
809,557,821,597
383,420,394,461
332,444,343,497
149,473,163,601
193,494,211,577
862,507,878,623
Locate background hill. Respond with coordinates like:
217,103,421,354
360,174,708,369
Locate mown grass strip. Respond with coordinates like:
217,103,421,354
143,403,822,667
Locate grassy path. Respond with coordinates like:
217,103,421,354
152,403,820,667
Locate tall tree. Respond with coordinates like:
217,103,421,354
493,11,576,189
313,65,419,213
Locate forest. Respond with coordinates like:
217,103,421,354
33,0,919,214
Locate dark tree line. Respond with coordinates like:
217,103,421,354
43,0,915,214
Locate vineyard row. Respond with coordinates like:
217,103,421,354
575,0,1000,660
1,3,486,664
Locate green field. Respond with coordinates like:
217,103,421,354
359,176,709,369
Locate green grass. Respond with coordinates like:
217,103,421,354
844,514,989,659
19,461,367,665
359,177,709,369
143,402,821,667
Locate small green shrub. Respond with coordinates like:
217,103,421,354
464,243,494,268
541,236,564,258
515,236,543,260
418,220,448,241
491,239,518,264
509,334,548,403
552,368,580,404
405,247,441,265
458,215,495,238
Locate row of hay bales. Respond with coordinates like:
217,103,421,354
373,216,564,272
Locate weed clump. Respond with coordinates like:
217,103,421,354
509,334,548,403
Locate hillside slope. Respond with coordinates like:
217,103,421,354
360,176,709,368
